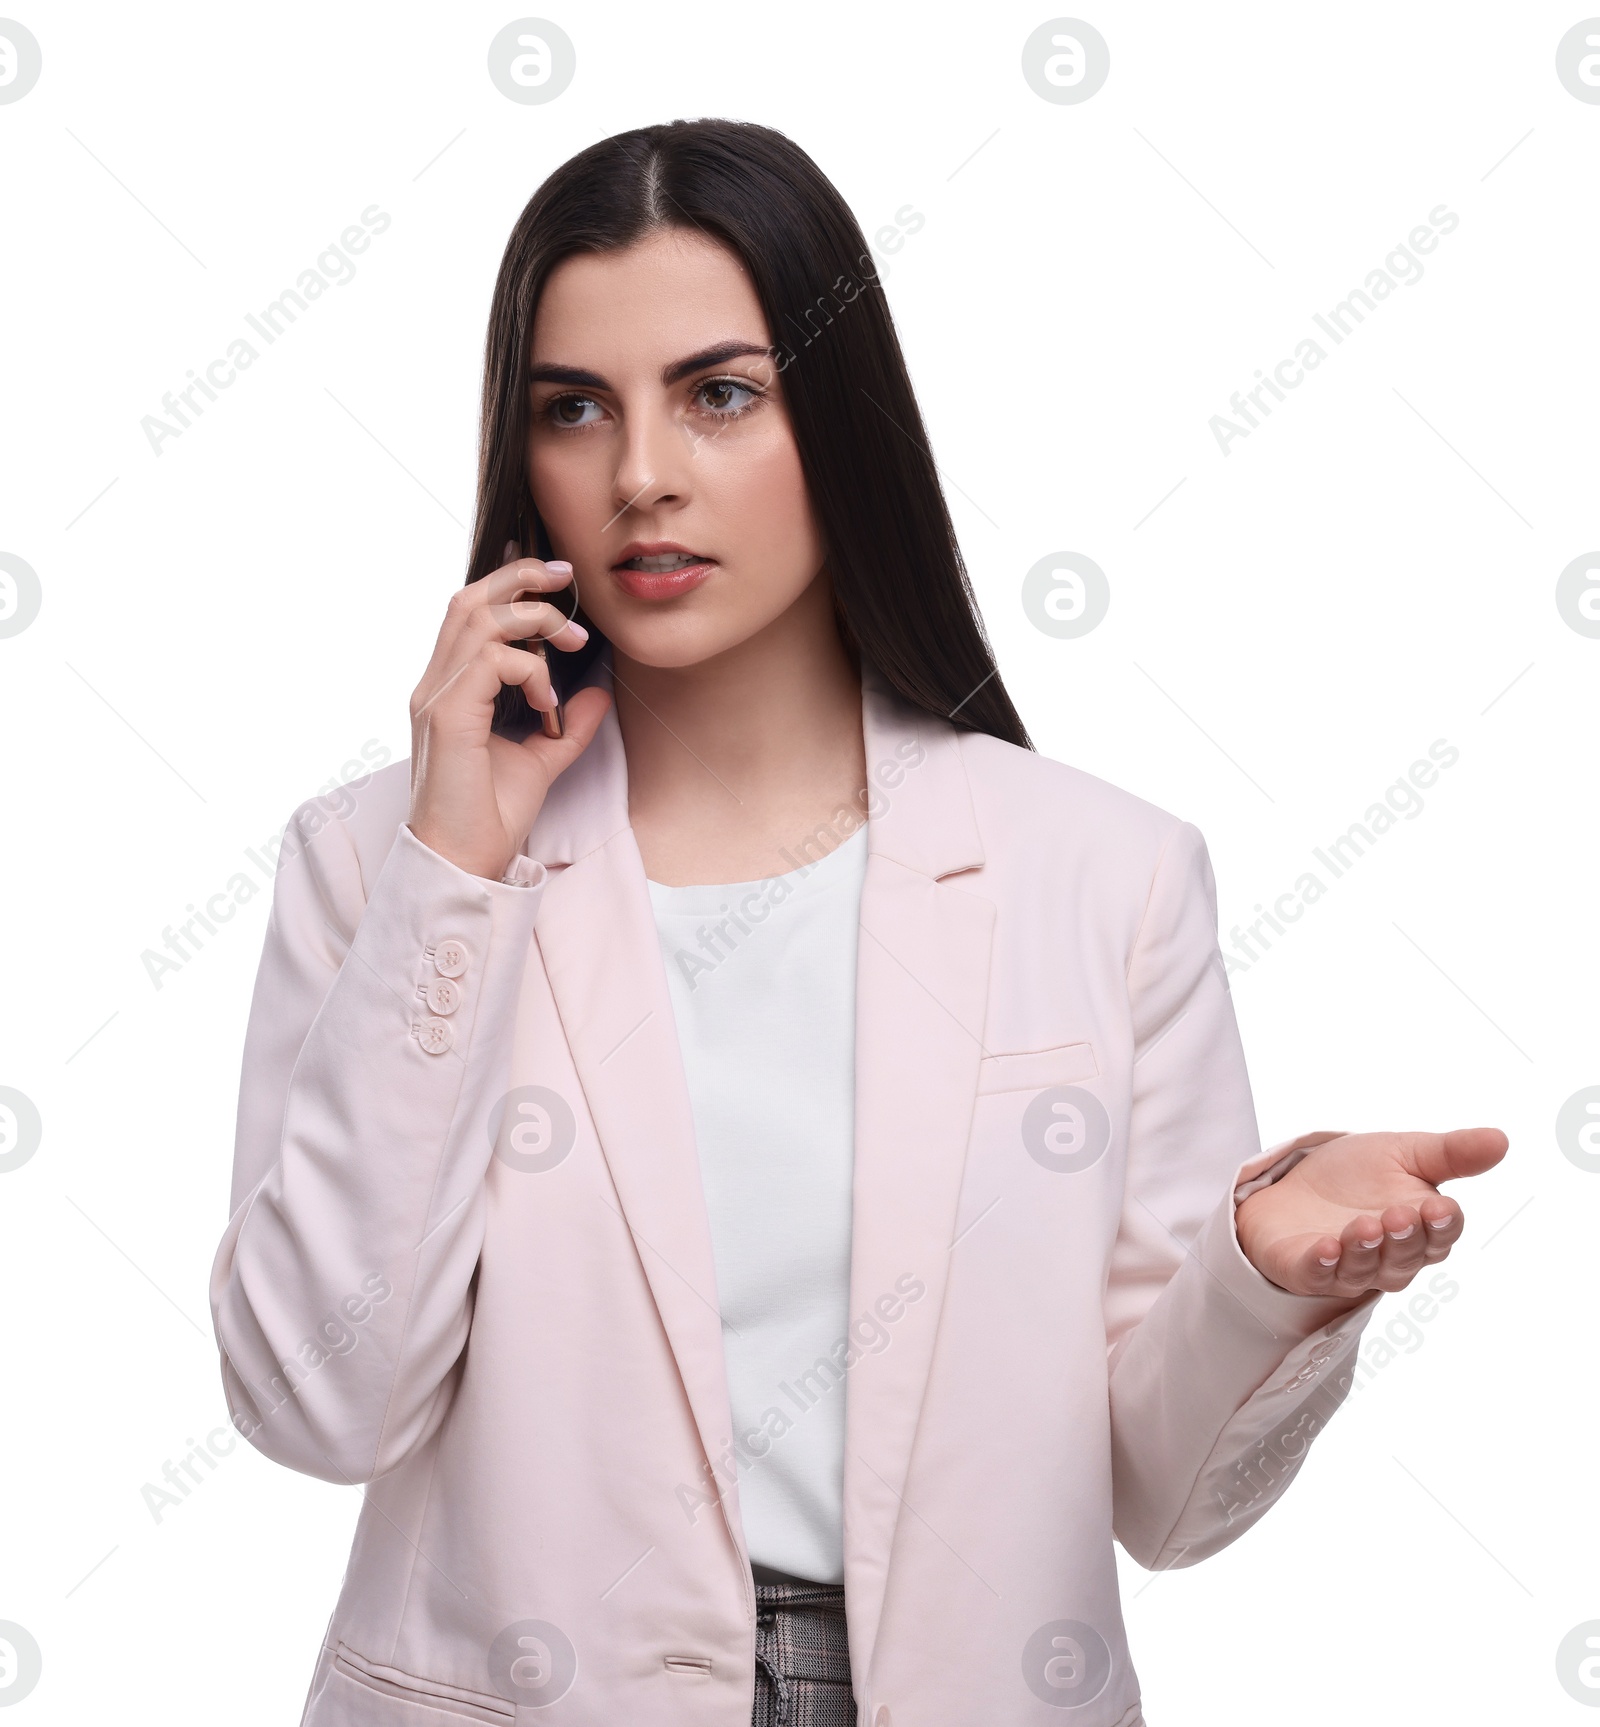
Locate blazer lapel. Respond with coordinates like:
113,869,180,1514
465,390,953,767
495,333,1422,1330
522,658,744,1566
843,666,994,1680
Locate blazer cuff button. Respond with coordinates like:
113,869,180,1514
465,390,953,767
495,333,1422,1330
432,938,470,978
415,1017,455,1055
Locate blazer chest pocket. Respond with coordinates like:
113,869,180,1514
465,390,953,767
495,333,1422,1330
977,1039,1099,1095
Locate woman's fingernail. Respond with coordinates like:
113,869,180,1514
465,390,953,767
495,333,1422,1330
1317,1255,1341,1267
503,540,518,561
546,559,573,573
1388,1224,1416,1240
567,622,589,642
1358,1237,1382,1250
1427,1216,1451,1229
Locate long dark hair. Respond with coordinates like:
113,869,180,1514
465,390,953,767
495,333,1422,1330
468,117,1032,751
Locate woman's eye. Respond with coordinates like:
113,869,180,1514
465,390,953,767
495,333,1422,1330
546,394,603,428
696,378,759,416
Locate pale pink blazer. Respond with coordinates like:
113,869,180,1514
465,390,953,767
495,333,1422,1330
211,655,1380,1726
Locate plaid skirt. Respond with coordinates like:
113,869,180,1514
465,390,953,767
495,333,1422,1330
751,1579,857,1726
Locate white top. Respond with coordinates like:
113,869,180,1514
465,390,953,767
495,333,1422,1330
647,823,869,1585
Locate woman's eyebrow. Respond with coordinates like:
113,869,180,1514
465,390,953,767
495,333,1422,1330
661,341,775,384
528,361,608,388
528,341,775,391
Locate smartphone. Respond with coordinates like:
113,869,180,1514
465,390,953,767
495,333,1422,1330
514,497,570,740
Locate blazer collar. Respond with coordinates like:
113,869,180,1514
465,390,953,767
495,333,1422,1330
523,645,985,882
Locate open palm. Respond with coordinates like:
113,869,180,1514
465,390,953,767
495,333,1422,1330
1235,1127,1508,1300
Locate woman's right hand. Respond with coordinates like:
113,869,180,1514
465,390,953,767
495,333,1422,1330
407,542,612,881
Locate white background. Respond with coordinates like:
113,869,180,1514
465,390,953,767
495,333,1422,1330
1,2,1595,1722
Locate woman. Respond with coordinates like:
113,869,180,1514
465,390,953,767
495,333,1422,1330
210,119,1505,1726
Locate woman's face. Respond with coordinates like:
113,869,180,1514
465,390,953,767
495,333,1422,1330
526,227,827,669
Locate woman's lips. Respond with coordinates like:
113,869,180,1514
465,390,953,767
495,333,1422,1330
610,559,716,600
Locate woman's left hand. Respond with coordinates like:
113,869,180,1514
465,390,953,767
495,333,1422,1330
1234,1127,1509,1302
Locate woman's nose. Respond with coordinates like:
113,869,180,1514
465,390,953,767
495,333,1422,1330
611,403,694,518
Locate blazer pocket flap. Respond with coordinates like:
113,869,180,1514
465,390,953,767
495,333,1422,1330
332,1643,512,1722
978,1040,1099,1095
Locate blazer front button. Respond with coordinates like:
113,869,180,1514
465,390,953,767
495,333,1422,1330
423,976,461,1016
433,939,469,978
416,1017,454,1055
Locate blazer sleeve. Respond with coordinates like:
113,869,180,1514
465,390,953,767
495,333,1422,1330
1105,819,1381,1569
208,794,547,1486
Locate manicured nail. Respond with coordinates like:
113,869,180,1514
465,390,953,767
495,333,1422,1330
546,560,573,573
1388,1225,1416,1240
1358,1237,1381,1249
1426,1216,1450,1229
566,621,589,642
1317,1255,1340,1267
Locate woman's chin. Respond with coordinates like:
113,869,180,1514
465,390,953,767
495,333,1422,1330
602,619,755,672
598,599,807,670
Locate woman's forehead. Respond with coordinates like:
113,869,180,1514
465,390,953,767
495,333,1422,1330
531,231,768,367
